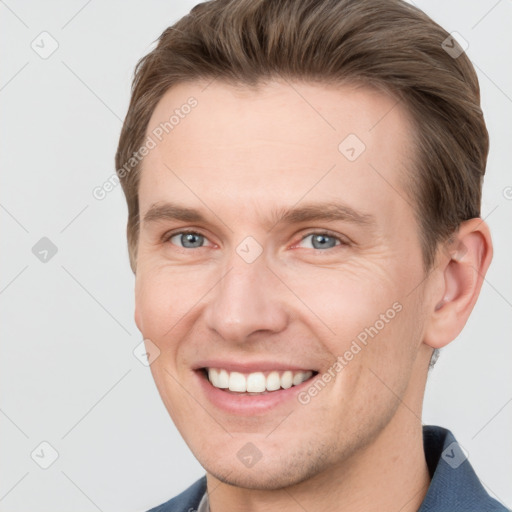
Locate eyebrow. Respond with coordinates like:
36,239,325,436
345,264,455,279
270,202,375,229
143,203,205,224
141,201,376,230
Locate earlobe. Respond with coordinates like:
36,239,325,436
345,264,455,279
423,218,493,349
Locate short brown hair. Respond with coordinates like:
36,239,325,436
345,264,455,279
115,0,488,275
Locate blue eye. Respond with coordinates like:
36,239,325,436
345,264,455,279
165,230,345,251
300,232,342,250
169,231,207,248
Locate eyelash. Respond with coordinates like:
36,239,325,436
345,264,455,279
163,229,212,246
296,230,349,249
163,229,349,250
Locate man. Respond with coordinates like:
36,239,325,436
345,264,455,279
115,0,507,510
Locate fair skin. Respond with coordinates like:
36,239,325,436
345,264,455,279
134,79,492,512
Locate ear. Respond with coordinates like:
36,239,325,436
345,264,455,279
423,218,493,349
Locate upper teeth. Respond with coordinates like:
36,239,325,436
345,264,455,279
207,368,313,393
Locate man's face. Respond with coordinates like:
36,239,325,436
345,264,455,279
135,80,435,488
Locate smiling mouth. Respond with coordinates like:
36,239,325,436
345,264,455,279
202,368,318,395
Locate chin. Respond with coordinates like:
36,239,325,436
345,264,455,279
200,443,335,491
208,465,316,491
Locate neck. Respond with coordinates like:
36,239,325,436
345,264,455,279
207,392,430,512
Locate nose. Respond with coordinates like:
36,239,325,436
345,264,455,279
203,253,289,343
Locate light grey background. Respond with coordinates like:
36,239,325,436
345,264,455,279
1,1,511,511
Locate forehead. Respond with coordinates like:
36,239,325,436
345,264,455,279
139,79,415,228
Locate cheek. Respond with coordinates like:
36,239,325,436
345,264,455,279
148,361,204,442
135,265,210,334
282,261,401,344
287,263,421,398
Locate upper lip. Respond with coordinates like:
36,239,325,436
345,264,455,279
193,360,317,373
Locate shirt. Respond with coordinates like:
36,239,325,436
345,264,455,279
147,425,509,511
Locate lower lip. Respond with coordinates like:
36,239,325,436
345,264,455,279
196,370,316,415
